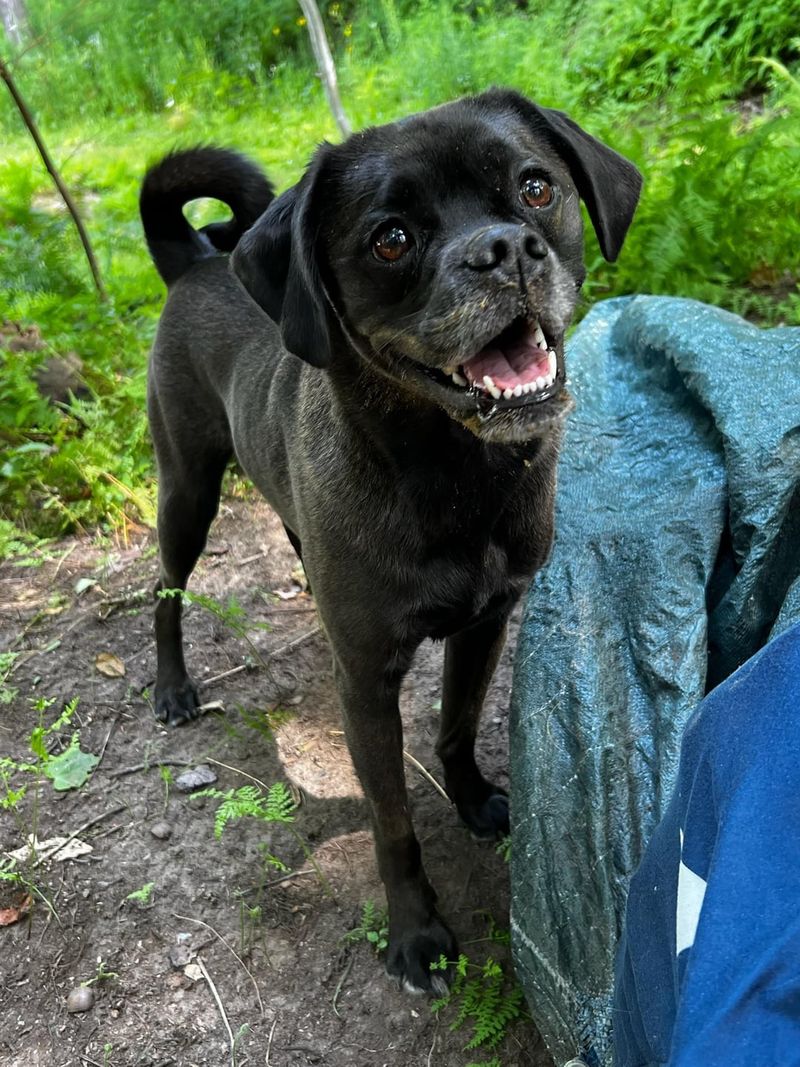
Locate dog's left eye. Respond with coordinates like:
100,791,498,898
520,175,554,209
373,225,412,262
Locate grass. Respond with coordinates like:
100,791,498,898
1,0,798,546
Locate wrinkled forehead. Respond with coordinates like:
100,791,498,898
320,105,568,218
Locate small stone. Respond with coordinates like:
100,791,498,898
175,765,217,793
66,986,94,1013
149,821,172,840
168,945,193,969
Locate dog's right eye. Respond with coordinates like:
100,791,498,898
373,225,412,262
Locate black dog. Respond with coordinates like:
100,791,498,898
141,89,641,993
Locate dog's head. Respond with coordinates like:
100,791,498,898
232,89,641,443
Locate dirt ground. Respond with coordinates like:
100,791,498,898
0,493,551,1067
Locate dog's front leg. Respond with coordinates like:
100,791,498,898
437,611,512,839
333,655,457,994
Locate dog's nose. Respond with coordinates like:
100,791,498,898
463,224,548,272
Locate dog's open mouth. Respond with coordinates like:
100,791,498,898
426,317,561,409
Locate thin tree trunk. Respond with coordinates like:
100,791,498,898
0,0,27,48
0,53,106,301
298,0,351,139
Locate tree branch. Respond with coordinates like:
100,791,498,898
0,53,107,301
298,0,351,139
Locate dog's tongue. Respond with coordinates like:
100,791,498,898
462,325,550,390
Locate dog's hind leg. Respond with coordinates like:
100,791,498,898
436,612,511,839
150,400,231,726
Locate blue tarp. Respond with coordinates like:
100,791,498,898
509,296,800,1066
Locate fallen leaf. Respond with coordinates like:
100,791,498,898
45,742,100,791
74,577,98,596
95,651,125,677
0,894,32,927
51,837,94,861
5,835,92,863
183,963,203,982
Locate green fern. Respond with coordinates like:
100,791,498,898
157,589,271,669
196,781,333,890
197,783,296,840
495,835,511,863
431,952,526,1057
157,589,270,639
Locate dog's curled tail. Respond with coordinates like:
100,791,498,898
140,146,274,287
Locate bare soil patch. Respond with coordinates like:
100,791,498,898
1,495,550,1067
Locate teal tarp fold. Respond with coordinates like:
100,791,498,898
510,296,800,1066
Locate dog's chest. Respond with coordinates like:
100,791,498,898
412,508,545,640
380,450,554,639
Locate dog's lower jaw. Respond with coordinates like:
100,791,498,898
460,388,574,444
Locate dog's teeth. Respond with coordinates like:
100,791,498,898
503,387,514,400
548,351,557,379
535,376,546,391
451,370,467,387
533,323,546,348
513,384,523,397
489,385,502,400
482,375,495,391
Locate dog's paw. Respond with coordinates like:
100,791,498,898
385,913,458,996
154,679,201,727
457,788,509,840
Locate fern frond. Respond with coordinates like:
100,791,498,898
196,783,297,839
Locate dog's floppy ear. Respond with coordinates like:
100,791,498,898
488,90,642,262
539,105,642,262
231,158,332,368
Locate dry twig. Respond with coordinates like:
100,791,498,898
195,955,236,1066
33,804,127,868
332,953,354,1018
265,1015,278,1066
402,749,450,802
172,911,264,1016
109,759,191,779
